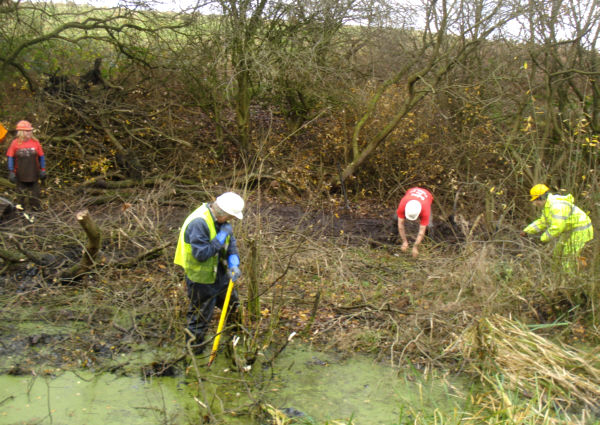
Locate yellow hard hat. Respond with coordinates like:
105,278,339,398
530,184,549,201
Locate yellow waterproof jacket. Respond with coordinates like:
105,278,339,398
523,193,593,243
174,204,229,283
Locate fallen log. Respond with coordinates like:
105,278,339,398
0,177,15,189
9,235,55,265
0,246,26,263
114,241,172,269
79,176,162,189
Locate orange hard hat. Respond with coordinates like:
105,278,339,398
15,120,33,131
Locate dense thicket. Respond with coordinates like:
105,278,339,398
0,0,598,226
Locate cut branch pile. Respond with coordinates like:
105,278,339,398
452,314,600,411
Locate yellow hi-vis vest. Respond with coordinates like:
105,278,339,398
174,204,228,283
524,193,593,243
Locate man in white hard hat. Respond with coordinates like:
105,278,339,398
396,187,434,258
174,192,244,354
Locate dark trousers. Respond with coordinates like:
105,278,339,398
185,276,239,348
16,180,40,210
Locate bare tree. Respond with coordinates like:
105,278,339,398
0,1,190,91
497,0,600,191
336,0,522,184
184,0,380,152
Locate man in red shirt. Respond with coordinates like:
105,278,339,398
6,120,47,210
396,187,433,258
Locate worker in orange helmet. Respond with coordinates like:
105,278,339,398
6,120,47,210
397,187,434,258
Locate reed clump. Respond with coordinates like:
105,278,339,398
456,314,600,412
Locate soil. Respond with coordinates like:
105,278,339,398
254,201,467,246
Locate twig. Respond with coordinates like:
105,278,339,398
397,330,424,366
0,395,14,406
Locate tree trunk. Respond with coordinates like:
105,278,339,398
236,69,251,152
62,209,101,280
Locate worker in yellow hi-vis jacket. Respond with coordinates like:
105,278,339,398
174,192,244,354
522,184,593,273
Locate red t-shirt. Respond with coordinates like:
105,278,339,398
396,187,433,226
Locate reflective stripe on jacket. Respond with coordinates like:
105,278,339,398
174,204,228,283
524,193,593,242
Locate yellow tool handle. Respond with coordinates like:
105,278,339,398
207,278,234,367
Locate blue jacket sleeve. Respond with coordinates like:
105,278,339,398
185,219,239,262
226,232,239,257
39,155,46,169
7,157,14,171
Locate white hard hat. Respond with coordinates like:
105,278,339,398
405,200,422,221
215,192,244,219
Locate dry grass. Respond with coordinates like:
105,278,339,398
454,314,600,412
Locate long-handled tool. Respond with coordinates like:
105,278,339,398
207,278,235,367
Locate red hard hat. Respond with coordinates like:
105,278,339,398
15,120,33,131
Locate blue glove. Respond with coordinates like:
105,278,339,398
8,171,16,183
228,266,241,282
215,222,233,245
228,254,240,268
228,254,241,281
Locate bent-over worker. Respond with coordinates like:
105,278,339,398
522,184,593,273
397,187,433,258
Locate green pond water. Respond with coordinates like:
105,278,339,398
0,371,190,425
268,347,466,424
0,343,467,424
